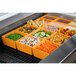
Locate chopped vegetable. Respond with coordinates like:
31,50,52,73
6,33,23,41
57,28,76,36
27,19,45,27
33,30,52,39
44,26,59,32
20,35,40,47
57,19,71,24
41,20,50,24
37,41,58,54
48,32,70,46
49,22,65,27
19,26,36,33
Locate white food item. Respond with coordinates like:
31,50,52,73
50,22,65,27
20,35,40,47
65,26,76,30
39,35,43,37
27,19,45,27
35,33,38,36
70,22,76,26
41,32,45,36
46,34,49,37
20,38,27,44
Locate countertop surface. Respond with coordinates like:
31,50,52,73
0,13,33,29
0,13,8,17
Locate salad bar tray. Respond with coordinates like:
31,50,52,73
0,13,76,63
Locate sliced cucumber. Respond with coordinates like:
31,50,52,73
35,33,39,36
46,34,49,37
41,32,45,36
39,35,43,38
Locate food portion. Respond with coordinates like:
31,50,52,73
70,22,76,26
65,26,76,30
20,35,40,47
49,22,66,27
6,33,23,41
19,26,36,33
57,28,76,36
37,41,58,54
43,16,56,20
27,19,45,27
40,19,50,24
48,32,70,46
57,19,71,24
44,26,59,32
32,30,52,39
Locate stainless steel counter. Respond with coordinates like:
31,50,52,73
0,13,33,30
0,13,8,17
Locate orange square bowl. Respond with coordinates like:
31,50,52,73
41,14,59,21
34,17,52,24
2,30,24,49
55,18,72,24
30,28,53,40
16,34,42,55
42,23,62,33
33,40,58,59
14,24,38,36
48,21,67,28
69,21,76,28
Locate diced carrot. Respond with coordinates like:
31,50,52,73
37,41,58,54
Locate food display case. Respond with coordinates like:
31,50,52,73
0,13,76,63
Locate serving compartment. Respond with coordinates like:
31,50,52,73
41,14,59,21
16,35,42,55
47,32,71,46
35,17,52,24
2,30,24,49
56,18,72,24
33,40,58,59
31,28,53,40
69,21,76,27
48,21,67,28
15,24,38,35
42,24,61,33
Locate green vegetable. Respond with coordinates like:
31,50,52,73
46,34,49,37
33,30,52,39
41,32,45,36
45,31,52,35
6,33,23,41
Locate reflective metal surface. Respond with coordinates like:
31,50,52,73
0,13,33,30
62,48,76,63
47,13,76,21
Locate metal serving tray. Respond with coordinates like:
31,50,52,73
0,13,76,63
